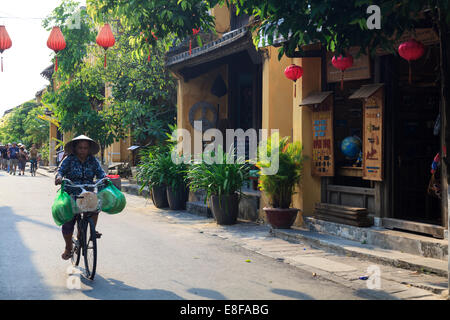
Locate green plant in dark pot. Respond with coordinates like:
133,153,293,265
188,148,250,225
136,146,170,208
257,132,304,229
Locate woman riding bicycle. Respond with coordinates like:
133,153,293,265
55,135,106,260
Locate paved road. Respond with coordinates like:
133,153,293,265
0,170,402,300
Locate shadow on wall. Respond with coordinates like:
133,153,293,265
0,206,54,299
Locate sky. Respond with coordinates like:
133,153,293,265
0,0,86,116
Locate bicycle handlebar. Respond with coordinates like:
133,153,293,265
62,177,109,188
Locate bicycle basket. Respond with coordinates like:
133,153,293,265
98,180,126,214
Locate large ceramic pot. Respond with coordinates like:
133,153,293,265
263,207,299,229
151,185,169,208
210,194,239,225
166,185,188,210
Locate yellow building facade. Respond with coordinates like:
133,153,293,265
167,5,322,227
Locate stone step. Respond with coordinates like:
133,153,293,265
304,217,448,261
186,201,212,218
272,226,449,277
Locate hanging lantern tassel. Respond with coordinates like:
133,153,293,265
398,39,425,85
46,26,66,73
96,24,115,69
0,25,13,73
331,54,354,91
284,64,303,99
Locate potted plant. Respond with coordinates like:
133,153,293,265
165,152,189,210
257,132,304,229
188,148,250,225
136,146,170,208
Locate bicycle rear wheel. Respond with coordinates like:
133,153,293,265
83,216,97,280
71,216,82,267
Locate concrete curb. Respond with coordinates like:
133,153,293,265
271,228,448,278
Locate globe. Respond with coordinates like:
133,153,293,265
341,136,362,159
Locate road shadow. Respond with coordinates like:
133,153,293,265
187,287,227,299
354,288,399,300
271,288,315,300
80,274,185,300
0,206,53,299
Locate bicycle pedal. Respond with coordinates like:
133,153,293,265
95,232,102,239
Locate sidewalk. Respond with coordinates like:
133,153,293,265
37,167,449,299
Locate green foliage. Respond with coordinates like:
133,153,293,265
87,0,218,60
225,0,450,58
257,132,304,209
0,101,49,148
99,28,177,145
187,148,251,202
42,0,96,77
136,145,172,191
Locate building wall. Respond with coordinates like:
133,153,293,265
291,57,322,225
176,65,228,154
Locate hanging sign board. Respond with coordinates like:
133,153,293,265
350,84,384,181
301,92,335,177
327,47,371,83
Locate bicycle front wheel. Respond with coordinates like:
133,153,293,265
71,216,81,267
83,217,97,280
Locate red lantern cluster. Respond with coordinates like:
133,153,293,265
96,24,115,68
398,39,425,84
284,64,303,98
47,26,66,72
0,25,12,72
331,54,353,90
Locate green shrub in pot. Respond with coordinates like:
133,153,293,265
187,148,250,225
257,132,304,228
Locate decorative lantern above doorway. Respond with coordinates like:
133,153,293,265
398,39,425,84
284,64,303,98
331,54,354,90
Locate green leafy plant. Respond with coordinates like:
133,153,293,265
257,132,304,209
136,145,171,191
187,147,251,202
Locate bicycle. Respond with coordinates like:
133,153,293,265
62,178,108,280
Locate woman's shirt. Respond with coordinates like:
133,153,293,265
57,154,106,195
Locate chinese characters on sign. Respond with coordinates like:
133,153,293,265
312,95,334,176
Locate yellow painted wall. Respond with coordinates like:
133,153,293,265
262,46,294,139
177,65,228,153
49,123,58,166
291,57,322,225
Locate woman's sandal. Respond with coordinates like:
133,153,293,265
61,249,73,260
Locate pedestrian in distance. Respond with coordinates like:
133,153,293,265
29,144,38,176
18,146,28,176
7,142,19,175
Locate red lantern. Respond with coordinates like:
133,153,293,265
284,64,303,98
189,28,201,56
0,25,12,72
398,39,425,84
96,24,115,68
146,32,158,62
331,54,353,90
47,26,66,72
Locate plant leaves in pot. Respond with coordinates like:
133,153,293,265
136,146,169,208
187,147,250,225
257,132,304,229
